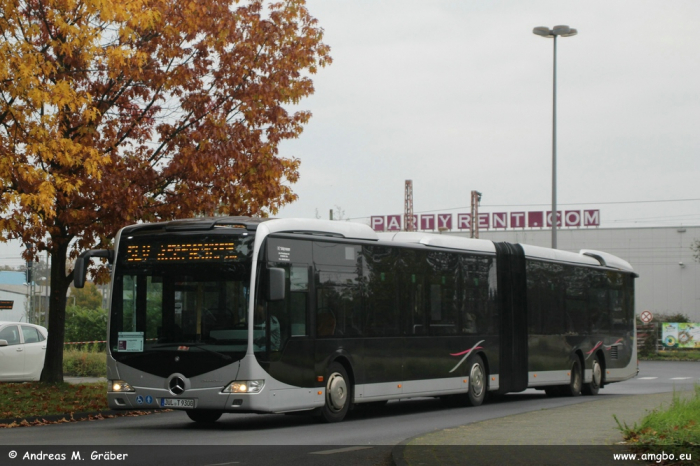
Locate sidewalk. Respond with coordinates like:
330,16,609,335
392,391,692,466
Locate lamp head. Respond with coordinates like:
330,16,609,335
533,25,578,38
553,25,578,37
533,26,552,37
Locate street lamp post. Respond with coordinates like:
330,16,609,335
533,25,577,249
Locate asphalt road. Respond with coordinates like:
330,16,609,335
0,361,698,466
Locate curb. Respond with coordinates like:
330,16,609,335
0,409,165,427
391,441,411,466
391,420,449,466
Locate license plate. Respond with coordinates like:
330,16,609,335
160,398,195,408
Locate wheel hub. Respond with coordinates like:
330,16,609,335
592,360,602,386
470,364,484,397
327,372,347,412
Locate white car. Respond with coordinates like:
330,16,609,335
0,321,48,382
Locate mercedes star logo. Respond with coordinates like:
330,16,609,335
169,376,186,395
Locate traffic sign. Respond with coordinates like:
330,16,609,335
640,310,653,323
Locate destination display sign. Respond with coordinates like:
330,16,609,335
0,300,13,310
370,210,600,232
125,242,239,263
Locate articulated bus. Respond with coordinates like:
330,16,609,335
74,217,637,423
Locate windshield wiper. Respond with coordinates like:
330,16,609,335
148,343,232,361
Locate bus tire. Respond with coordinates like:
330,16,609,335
186,410,223,423
582,354,602,396
564,359,582,397
321,362,352,423
465,354,487,406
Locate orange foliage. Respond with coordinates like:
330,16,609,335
0,0,330,381
1,0,329,253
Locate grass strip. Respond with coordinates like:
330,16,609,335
615,385,700,451
640,350,700,362
0,382,108,420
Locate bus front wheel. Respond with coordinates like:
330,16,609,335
321,362,352,423
186,409,223,423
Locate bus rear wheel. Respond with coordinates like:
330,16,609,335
563,359,582,397
466,355,486,406
440,354,487,407
583,355,602,396
320,362,352,423
186,409,223,423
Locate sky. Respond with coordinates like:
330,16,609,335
275,0,700,226
1,0,699,267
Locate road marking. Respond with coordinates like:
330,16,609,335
309,446,373,455
637,377,657,380
670,377,692,380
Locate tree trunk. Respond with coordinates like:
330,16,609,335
40,242,72,383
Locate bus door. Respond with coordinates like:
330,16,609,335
494,242,528,393
313,241,365,384
262,237,314,388
360,244,402,397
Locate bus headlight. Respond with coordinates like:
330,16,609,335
222,380,265,394
109,380,135,392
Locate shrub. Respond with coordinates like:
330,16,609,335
63,347,106,377
655,313,690,323
636,313,691,325
639,331,658,357
64,305,108,344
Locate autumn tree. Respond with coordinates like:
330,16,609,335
0,0,330,382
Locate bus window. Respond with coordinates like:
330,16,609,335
459,255,496,335
527,261,566,335
589,288,611,333
396,248,426,336
119,275,163,339
427,251,458,336
290,266,309,336
403,272,426,335
264,264,310,352
363,246,399,336
316,270,360,337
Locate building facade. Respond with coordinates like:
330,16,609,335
0,271,49,323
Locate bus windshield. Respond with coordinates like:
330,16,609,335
108,233,256,377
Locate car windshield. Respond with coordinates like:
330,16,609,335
108,233,255,376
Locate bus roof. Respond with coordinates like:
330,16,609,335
377,232,496,254
120,217,635,274
377,231,634,274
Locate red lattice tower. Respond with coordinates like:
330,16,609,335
404,180,414,232
471,190,482,238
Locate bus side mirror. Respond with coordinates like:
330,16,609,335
74,249,114,288
267,268,286,301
